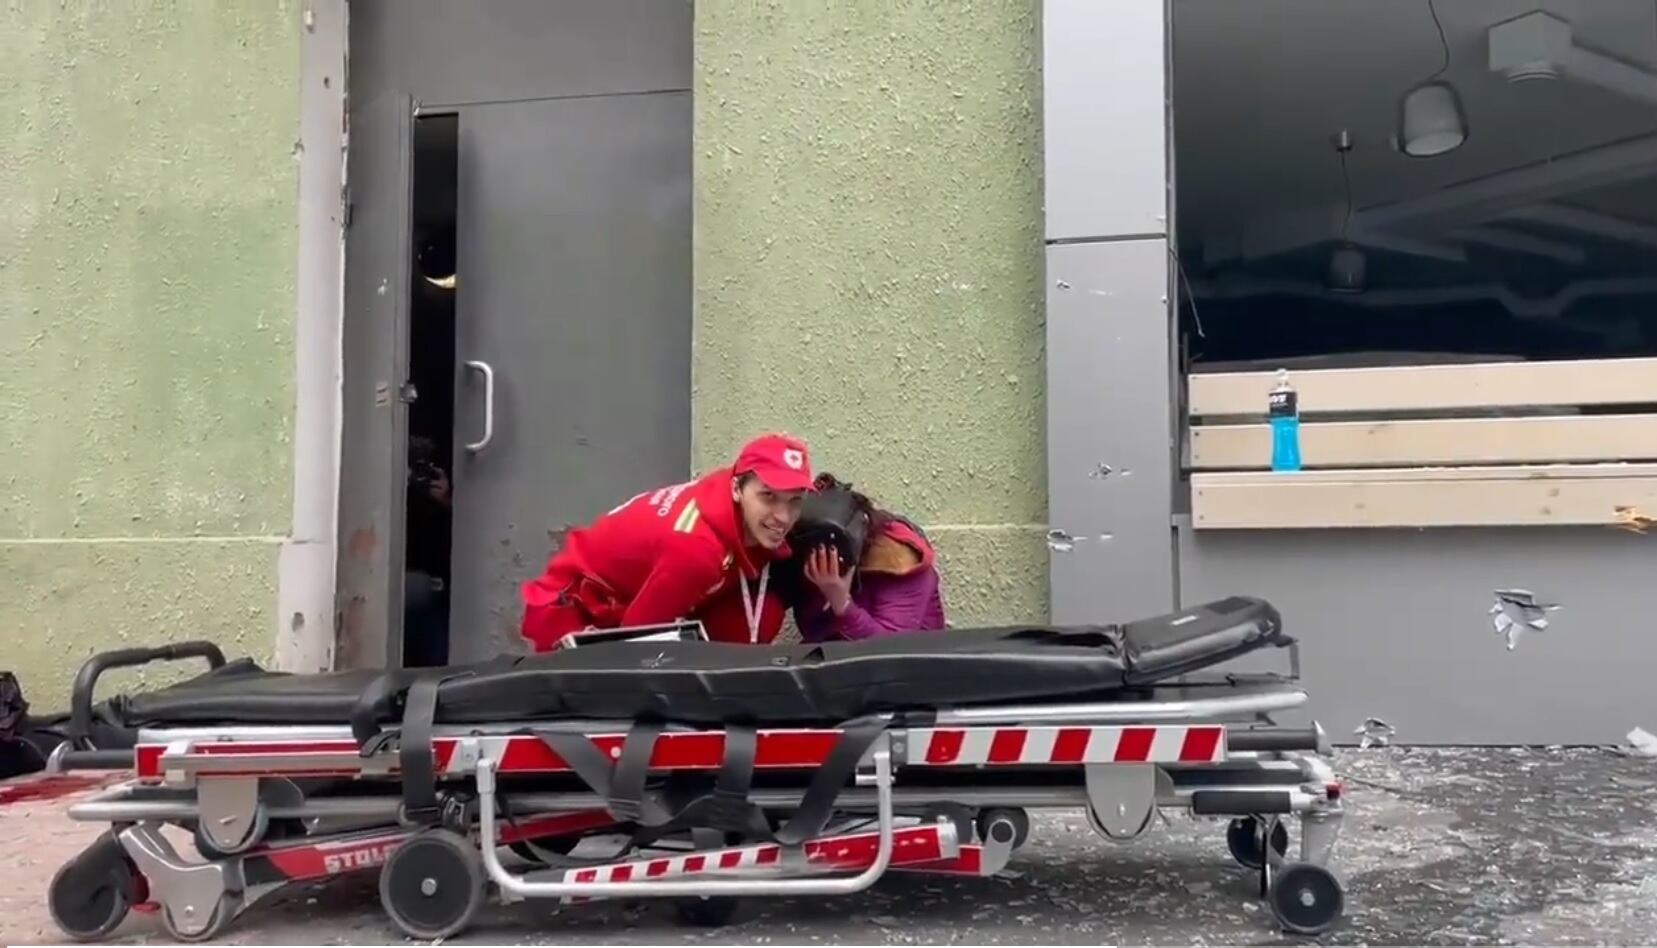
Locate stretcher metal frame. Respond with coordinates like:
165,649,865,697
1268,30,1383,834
43,626,1351,942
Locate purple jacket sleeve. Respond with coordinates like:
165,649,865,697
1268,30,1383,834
797,569,941,642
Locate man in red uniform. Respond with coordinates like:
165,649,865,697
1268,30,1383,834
519,433,815,650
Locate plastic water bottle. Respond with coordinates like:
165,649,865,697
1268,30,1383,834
1269,368,1302,472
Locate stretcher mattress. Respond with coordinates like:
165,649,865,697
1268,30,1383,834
100,595,1285,729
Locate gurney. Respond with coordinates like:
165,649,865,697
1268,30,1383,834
41,594,1349,941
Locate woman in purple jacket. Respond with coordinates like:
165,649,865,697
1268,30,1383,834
788,473,948,642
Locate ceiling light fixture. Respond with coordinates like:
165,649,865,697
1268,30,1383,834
1326,130,1366,294
1397,0,1468,158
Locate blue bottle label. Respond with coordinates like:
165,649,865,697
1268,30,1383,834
1268,389,1298,418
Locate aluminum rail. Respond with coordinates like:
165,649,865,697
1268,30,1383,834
476,749,898,898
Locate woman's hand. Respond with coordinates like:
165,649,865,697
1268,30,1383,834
803,544,854,615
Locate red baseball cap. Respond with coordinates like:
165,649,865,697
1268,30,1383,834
734,433,816,492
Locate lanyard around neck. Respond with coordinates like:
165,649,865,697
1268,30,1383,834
739,563,770,644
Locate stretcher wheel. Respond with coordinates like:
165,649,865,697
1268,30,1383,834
1226,816,1288,869
1269,862,1345,935
47,837,141,942
976,807,1031,849
379,828,486,940
191,804,270,858
675,895,740,928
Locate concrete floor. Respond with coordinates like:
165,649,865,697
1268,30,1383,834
4,747,1656,946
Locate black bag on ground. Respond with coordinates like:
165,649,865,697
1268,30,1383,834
0,671,49,780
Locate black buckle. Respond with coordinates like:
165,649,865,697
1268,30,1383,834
359,729,399,758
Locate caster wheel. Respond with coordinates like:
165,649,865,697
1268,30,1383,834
193,804,270,858
1227,816,1288,870
1269,862,1345,936
675,895,740,928
48,839,140,942
976,807,1031,849
380,828,486,940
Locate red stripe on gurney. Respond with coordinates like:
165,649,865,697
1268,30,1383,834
1051,728,1092,763
492,731,843,775
1178,725,1224,762
987,729,1028,763
912,725,1227,766
258,808,616,882
1115,727,1156,762
564,824,954,896
924,729,966,764
895,845,987,877
134,723,1229,783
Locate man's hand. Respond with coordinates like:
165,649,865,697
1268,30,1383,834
427,467,451,507
804,544,854,615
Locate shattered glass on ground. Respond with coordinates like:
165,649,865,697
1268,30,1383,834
5,748,1657,945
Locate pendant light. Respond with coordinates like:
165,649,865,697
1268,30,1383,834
1399,81,1468,156
1326,130,1366,294
1397,0,1467,158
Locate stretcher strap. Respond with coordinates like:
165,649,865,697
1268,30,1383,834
398,672,470,823
530,715,887,855
773,714,886,846
536,722,674,827
628,723,772,847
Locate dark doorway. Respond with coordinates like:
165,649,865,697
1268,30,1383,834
402,112,459,668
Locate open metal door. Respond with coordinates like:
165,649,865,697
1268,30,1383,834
335,92,418,670
445,92,693,663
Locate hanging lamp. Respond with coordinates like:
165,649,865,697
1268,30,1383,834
1396,0,1467,158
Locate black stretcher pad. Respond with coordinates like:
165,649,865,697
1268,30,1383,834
104,595,1285,729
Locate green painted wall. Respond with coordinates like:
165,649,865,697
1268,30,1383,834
691,1,1049,626
1,2,298,703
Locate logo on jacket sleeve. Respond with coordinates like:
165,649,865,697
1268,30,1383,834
673,499,702,533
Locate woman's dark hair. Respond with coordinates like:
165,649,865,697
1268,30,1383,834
813,472,891,535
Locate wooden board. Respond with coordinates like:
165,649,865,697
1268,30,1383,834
1189,414,1657,470
1190,464,1657,529
1187,356,1657,417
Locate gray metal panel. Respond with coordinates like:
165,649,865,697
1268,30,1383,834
1045,239,1177,624
1041,0,1169,241
349,0,691,108
1178,526,1657,745
446,92,693,662
334,94,416,669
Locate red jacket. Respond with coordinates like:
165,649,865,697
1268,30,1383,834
520,466,790,650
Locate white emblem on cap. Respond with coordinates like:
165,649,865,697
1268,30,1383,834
783,448,804,470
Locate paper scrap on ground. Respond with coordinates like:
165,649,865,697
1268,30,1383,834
1355,717,1396,749
1621,727,1657,759
1490,588,1561,651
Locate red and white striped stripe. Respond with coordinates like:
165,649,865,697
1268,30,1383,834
135,723,1226,782
910,724,1225,766
895,844,1005,878
560,823,956,900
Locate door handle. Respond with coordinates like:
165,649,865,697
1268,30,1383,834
464,360,495,453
